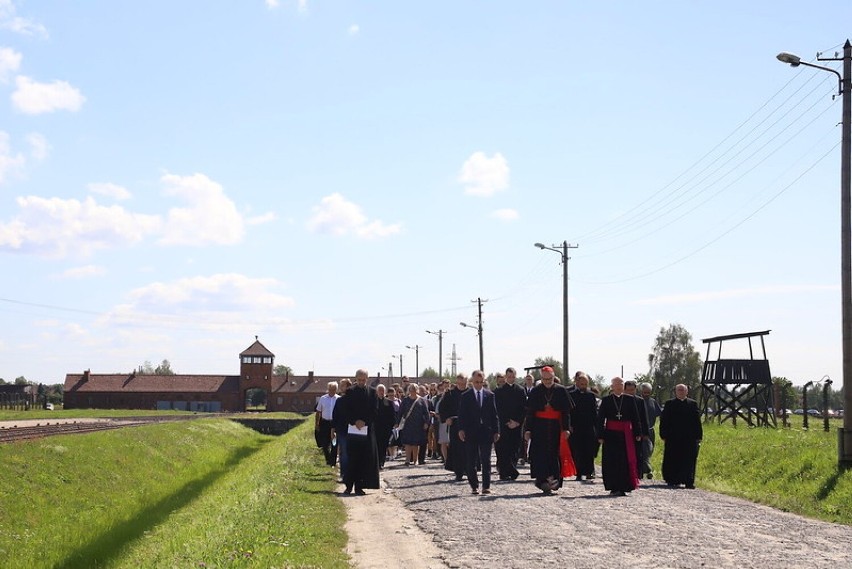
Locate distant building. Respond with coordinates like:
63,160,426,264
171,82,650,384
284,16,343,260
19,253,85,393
0,384,37,410
63,338,405,413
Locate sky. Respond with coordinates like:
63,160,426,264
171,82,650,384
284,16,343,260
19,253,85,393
1,0,851,388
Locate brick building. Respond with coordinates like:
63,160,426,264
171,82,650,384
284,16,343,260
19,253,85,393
63,339,400,413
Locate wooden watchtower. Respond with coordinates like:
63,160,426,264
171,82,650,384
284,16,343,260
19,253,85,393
700,330,776,427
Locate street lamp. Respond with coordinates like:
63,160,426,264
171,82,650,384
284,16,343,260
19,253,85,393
535,241,578,378
426,329,445,378
460,321,483,371
778,41,852,467
803,380,814,430
405,345,421,378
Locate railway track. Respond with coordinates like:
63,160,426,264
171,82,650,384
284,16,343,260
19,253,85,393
0,414,226,444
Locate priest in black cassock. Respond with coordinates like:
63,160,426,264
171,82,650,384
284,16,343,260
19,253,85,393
596,376,645,496
568,371,600,481
524,366,575,495
342,369,380,495
494,367,527,481
438,373,469,481
659,383,703,489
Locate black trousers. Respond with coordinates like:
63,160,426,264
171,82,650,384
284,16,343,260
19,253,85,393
317,420,336,466
495,425,521,479
465,434,494,490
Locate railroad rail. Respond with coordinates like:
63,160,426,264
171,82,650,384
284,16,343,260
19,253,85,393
0,414,227,444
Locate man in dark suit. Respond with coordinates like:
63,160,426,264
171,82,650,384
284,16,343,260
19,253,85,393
458,369,500,495
494,367,526,480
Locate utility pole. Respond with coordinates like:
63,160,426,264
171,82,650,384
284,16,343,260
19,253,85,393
449,343,461,376
535,241,578,377
461,298,487,371
426,330,445,378
406,344,421,378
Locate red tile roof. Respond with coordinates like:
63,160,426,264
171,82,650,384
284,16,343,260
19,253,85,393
240,339,275,358
64,373,240,393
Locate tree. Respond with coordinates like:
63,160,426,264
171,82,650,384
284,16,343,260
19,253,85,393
14,376,29,385
532,357,564,383
420,367,439,379
647,323,703,401
0,378,6,385
154,359,175,375
273,364,293,376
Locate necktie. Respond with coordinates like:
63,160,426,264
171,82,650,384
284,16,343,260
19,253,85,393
477,390,482,407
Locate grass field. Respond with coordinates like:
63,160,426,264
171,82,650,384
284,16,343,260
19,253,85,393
0,416,347,568
648,416,852,525
0,408,200,421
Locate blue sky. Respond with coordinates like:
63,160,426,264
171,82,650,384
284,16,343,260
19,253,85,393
1,1,851,386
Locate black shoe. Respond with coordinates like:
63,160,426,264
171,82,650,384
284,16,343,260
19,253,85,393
575,475,583,481
471,487,479,495
685,484,695,489
586,473,596,479
343,486,352,495
455,475,464,482
355,488,366,495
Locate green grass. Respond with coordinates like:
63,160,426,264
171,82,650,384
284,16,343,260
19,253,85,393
647,417,852,524
0,417,348,568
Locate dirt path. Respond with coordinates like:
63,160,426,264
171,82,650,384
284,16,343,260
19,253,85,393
342,459,851,569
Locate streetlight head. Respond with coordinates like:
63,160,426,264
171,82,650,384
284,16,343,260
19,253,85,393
776,52,801,67
534,242,546,249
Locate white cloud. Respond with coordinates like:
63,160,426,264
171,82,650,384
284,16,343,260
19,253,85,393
11,76,85,115
297,0,308,12
88,182,131,200
349,24,360,36
0,195,162,256
104,274,296,330
55,264,107,280
265,0,280,8
159,173,245,246
26,132,49,160
0,131,25,184
246,211,278,226
0,1,48,38
491,208,519,221
458,151,509,197
306,193,402,239
634,285,838,306
0,47,21,82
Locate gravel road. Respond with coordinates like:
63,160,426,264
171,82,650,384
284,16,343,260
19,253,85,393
344,457,851,569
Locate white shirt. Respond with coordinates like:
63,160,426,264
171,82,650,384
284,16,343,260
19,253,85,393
316,393,339,420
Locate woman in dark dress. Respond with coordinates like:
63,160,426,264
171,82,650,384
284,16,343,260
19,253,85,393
397,384,431,466
375,384,397,469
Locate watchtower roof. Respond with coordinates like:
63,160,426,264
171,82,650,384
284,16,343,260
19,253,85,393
240,338,275,358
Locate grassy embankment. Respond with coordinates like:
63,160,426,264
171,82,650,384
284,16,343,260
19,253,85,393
649,416,852,524
0,416,348,569
0,408,200,421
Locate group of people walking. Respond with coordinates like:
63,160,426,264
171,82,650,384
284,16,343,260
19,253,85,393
315,366,703,497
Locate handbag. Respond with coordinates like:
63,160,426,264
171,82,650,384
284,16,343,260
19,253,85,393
395,397,418,437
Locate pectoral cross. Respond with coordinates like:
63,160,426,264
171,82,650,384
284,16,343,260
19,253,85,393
616,412,622,420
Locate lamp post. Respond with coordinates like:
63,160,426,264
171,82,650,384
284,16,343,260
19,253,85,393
426,329,445,378
823,377,834,433
803,381,814,430
535,241,578,378
778,41,852,467
460,321,483,371
405,345,421,378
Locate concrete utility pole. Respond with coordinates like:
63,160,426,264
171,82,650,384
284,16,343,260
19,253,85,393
535,241,579,377
406,344,421,378
777,41,852,467
426,330,445,378
461,298,487,371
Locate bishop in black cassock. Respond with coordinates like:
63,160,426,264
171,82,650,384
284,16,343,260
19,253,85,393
659,384,703,489
597,377,645,495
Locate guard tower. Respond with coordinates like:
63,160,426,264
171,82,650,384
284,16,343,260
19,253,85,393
240,337,274,411
700,330,776,427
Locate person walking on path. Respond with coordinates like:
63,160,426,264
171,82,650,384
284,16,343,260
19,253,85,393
494,367,526,481
315,381,339,467
639,381,662,479
597,376,645,496
342,369,380,495
568,371,599,481
525,366,575,495
438,373,469,481
375,384,396,469
659,383,703,489
397,383,431,467
457,370,500,495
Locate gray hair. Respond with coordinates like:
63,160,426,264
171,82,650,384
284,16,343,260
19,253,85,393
640,382,653,392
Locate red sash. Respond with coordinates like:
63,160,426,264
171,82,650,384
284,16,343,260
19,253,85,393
534,408,577,478
606,420,639,490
